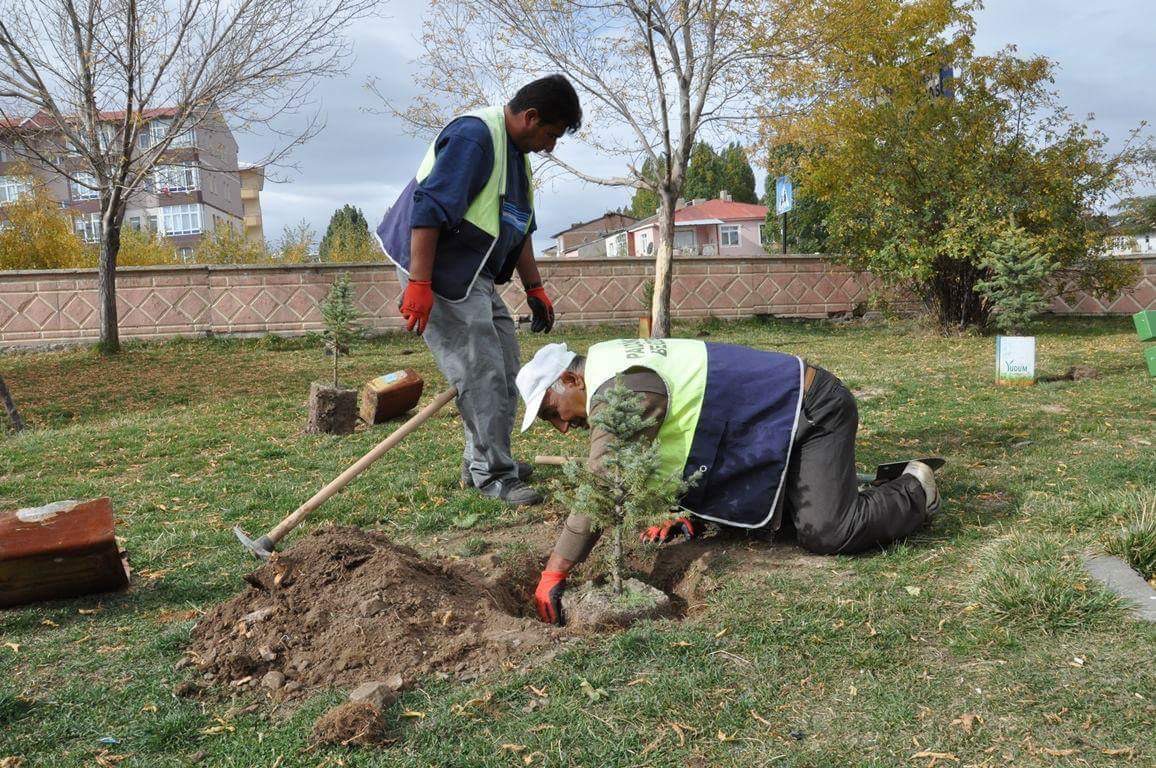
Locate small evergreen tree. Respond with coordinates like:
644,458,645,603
560,382,699,594
319,272,363,388
975,225,1056,335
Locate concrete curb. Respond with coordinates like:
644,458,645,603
1082,554,1156,622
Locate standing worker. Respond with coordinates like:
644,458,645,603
376,75,582,505
516,339,942,625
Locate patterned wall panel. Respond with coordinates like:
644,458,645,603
2,254,1154,349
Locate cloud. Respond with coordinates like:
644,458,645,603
237,0,1156,251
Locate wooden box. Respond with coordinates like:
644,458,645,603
359,369,424,425
0,498,130,609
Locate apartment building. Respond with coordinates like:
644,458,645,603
238,163,266,244
0,107,259,259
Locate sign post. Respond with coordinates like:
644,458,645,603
775,175,793,255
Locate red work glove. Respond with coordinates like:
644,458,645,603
525,284,555,333
640,516,696,544
534,570,567,626
399,279,434,334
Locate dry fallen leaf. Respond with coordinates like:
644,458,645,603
950,713,980,734
1040,748,1077,757
1,757,25,768
499,744,526,754
401,710,426,719
905,586,922,596
527,685,548,698
522,752,545,765
1102,747,1133,757
910,750,959,767
40,619,58,628
3,643,18,654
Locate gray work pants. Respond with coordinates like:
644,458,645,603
400,271,520,488
783,367,929,554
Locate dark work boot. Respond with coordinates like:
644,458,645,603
475,478,544,506
460,460,534,489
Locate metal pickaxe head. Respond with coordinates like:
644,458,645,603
233,526,276,560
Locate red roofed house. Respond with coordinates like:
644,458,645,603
626,192,768,258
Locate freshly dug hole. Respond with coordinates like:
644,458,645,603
185,525,560,700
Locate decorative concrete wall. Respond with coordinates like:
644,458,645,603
1,253,1153,349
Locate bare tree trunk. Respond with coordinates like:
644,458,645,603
0,376,25,432
332,342,339,389
98,213,122,354
611,522,623,595
651,191,676,338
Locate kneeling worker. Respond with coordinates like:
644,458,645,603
516,339,941,625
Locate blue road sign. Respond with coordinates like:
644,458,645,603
775,176,793,215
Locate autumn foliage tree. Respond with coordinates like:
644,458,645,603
0,177,88,270
770,0,1152,329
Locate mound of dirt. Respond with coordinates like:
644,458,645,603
185,525,560,700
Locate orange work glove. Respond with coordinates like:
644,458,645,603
399,279,434,334
534,570,567,626
525,284,555,333
640,516,696,544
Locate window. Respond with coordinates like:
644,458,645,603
720,224,740,247
74,212,101,243
128,216,142,231
606,232,628,258
97,124,116,153
153,164,198,193
162,203,201,236
674,229,696,251
71,172,100,201
148,214,159,233
141,119,195,150
0,144,8,162
0,175,30,204
176,246,194,262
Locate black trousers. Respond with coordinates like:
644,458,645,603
782,367,929,554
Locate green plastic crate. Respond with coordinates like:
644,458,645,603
1147,345,1156,378
1135,310,1156,342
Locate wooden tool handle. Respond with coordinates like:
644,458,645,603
267,387,457,544
533,455,574,466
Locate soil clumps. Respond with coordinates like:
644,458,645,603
185,525,558,701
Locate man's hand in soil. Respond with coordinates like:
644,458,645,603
534,570,567,626
400,280,434,334
640,517,696,544
525,284,555,333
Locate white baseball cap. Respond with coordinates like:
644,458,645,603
517,343,577,432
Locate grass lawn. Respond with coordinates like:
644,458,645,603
1,316,1154,767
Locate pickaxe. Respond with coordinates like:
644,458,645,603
234,387,457,559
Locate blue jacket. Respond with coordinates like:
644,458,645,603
376,116,535,300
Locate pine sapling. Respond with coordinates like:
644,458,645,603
559,380,699,594
319,272,363,388
975,225,1056,335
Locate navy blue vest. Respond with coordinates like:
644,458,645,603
679,343,803,528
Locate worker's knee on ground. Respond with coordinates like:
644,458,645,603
795,519,851,555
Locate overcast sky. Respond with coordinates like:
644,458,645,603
237,1,1156,254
